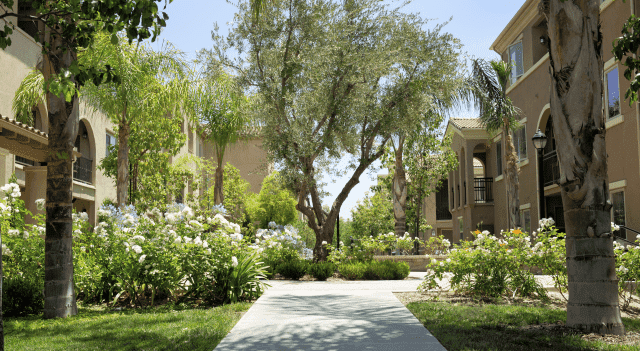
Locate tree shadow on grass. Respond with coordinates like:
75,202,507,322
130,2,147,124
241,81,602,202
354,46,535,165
5,305,245,351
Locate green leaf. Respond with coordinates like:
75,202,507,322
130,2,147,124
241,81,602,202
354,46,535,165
111,34,119,45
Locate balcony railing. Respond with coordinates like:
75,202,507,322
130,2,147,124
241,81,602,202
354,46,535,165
436,206,452,221
474,177,493,204
543,150,561,187
73,157,93,184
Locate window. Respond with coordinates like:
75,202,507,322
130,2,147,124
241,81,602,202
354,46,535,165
520,209,531,234
513,127,527,161
105,132,116,157
611,191,626,240
458,217,464,240
496,141,503,176
605,67,620,119
509,42,524,84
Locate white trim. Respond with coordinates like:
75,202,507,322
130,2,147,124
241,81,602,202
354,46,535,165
507,53,549,95
537,104,551,130
600,0,615,12
517,158,529,168
604,57,617,72
605,114,624,129
519,203,531,210
609,180,627,191
495,174,504,182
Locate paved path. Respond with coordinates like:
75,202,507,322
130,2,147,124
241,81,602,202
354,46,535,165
214,273,447,351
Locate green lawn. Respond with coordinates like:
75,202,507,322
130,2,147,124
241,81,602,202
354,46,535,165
406,301,640,351
4,302,252,351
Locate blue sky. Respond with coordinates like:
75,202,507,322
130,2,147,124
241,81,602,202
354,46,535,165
151,0,525,219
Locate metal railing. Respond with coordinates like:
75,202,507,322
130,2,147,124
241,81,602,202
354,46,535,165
543,150,561,187
474,177,493,203
436,206,452,221
73,157,93,184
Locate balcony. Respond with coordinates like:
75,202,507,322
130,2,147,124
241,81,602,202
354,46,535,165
436,206,452,221
474,177,493,204
73,157,93,184
543,150,560,187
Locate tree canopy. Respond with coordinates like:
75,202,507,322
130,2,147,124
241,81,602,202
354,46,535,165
214,0,465,260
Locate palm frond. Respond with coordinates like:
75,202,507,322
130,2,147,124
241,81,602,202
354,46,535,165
12,69,45,126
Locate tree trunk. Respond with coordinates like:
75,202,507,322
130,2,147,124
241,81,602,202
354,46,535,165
116,121,130,208
214,163,224,205
545,0,624,335
393,139,407,238
42,44,79,318
503,125,521,229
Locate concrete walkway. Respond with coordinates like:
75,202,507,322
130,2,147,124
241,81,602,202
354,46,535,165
214,273,447,351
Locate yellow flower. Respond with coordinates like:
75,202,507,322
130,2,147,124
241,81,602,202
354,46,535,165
512,229,523,235
474,230,481,235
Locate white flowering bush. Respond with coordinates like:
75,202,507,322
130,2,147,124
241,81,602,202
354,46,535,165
252,222,312,275
419,227,548,299
614,234,640,310
421,235,451,255
0,178,47,316
73,203,269,306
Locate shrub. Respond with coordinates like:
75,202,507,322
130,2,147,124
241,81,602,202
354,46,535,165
3,276,43,317
338,260,410,280
309,261,336,281
419,226,551,300
276,259,308,280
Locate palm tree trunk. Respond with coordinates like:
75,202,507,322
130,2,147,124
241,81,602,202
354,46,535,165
42,47,79,318
393,137,407,238
503,125,521,229
116,120,130,208
545,0,624,335
214,162,224,205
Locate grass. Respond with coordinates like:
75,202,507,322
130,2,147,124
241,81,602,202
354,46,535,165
4,302,252,351
406,300,640,351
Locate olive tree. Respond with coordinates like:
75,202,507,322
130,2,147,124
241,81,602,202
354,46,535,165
214,0,464,260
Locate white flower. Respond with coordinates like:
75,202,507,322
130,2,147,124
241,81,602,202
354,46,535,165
132,235,145,242
132,245,142,254
181,206,194,219
268,221,277,228
79,212,89,222
442,239,451,248
138,254,146,263
232,256,238,267
35,198,46,211
184,237,192,244
2,244,11,256
23,231,29,239
8,229,19,237
73,229,82,236
618,266,629,274
439,262,444,266
202,240,208,248
206,248,212,255
482,230,490,235
431,258,437,264
321,241,327,246
194,236,202,246
174,236,182,244
446,258,451,263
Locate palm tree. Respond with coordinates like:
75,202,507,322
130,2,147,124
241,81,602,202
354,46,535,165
80,33,190,208
541,0,624,335
190,68,249,205
468,58,522,230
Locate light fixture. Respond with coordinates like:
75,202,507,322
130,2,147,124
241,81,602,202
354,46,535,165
540,36,546,44
82,131,88,139
532,129,548,150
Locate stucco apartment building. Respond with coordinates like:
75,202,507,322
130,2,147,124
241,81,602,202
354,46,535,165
424,0,638,244
0,1,270,226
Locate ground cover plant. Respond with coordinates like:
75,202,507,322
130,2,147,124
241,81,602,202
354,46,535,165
4,302,251,351
399,293,640,351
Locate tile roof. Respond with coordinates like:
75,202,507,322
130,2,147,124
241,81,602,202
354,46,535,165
449,118,484,130
0,114,48,138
